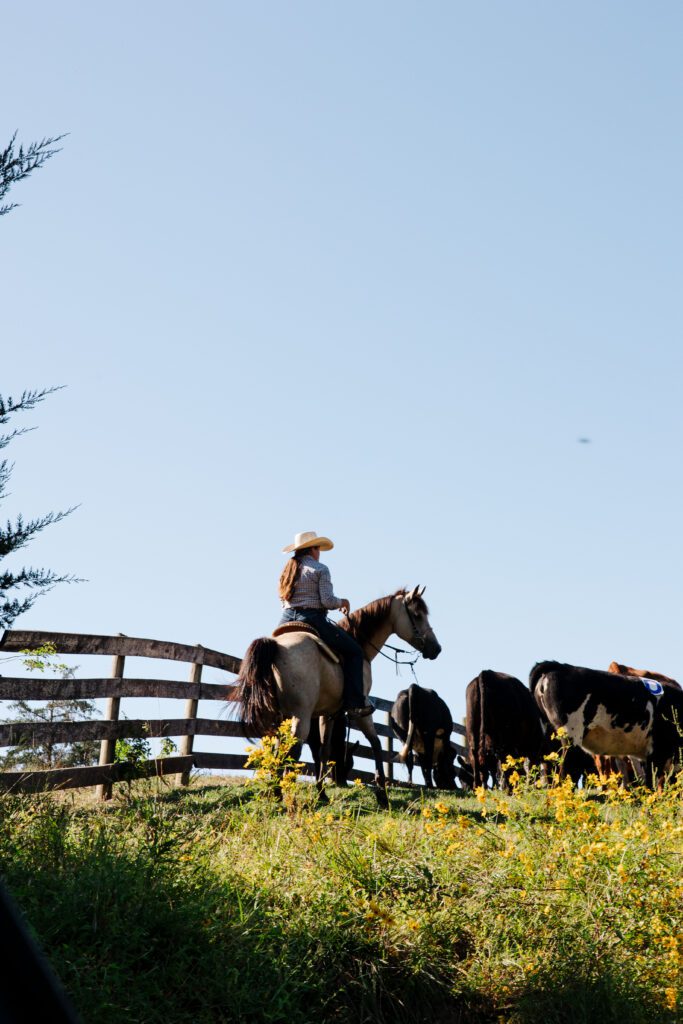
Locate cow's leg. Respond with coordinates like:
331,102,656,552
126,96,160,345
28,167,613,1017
644,755,660,790
421,733,436,788
647,753,674,792
406,749,414,784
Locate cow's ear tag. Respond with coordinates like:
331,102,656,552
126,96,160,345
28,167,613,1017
642,678,664,697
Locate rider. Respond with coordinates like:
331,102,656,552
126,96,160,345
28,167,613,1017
278,531,373,718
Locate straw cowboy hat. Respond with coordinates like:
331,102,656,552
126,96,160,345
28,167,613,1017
282,531,334,553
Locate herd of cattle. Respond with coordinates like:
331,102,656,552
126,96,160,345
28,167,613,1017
310,660,683,791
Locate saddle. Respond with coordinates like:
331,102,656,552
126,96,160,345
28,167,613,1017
271,622,341,664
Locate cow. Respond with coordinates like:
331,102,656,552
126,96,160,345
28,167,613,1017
562,744,601,786
390,683,456,789
599,662,681,784
530,661,683,788
608,662,681,690
592,753,643,785
454,753,474,791
465,670,548,789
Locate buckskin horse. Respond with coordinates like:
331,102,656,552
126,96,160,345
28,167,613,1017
233,586,441,807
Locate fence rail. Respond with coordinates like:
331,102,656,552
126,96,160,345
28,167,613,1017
0,629,466,797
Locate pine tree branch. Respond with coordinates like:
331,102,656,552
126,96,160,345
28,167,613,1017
0,596,36,630
0,460,11,494
0,386,65,425
0,567,81,593
0,429,33,452
0,133,67,216
0,508,79,557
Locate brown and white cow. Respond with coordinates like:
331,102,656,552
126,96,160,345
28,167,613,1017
607,662,680,689
595,663,682,783
530,661,683,788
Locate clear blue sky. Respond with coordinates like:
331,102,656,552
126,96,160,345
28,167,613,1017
3,3,682,745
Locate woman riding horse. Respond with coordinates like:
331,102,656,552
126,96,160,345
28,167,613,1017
236,570,442,806
278,531,372,718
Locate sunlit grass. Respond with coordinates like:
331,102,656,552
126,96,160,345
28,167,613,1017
0,766,680,1023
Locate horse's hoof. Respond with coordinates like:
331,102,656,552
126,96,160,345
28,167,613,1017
316,788,330,805
375,788,389,810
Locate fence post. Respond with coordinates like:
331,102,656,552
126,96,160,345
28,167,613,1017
385,710,394,782
176,654,202,786
96,652,125,801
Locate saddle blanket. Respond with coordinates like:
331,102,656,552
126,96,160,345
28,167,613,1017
271,622,340,664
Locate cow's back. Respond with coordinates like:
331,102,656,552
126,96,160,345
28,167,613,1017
466,669,545,769
530,660,683,762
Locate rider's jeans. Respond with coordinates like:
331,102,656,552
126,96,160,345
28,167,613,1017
278,608,366,708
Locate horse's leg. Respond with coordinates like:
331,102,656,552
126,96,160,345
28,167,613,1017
272,714,309,801
289,715,311,747
314,715,335,803
305,718,322,782
351,716,389,809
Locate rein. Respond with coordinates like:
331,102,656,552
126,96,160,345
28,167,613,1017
341,604,424,677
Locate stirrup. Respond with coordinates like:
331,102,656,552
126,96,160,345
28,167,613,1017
345,705,374,719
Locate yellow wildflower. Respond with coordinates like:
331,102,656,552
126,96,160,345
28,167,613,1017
664,988,677,1010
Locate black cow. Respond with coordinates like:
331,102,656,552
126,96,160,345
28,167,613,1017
390,683,456,789
465,670,548,789
454,753,474,790
530,661,683,788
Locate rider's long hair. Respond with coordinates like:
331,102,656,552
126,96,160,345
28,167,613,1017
278,552,304,602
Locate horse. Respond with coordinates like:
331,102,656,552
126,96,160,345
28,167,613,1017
233,586,442,807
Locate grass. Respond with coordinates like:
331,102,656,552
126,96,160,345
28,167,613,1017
0,766,680,1024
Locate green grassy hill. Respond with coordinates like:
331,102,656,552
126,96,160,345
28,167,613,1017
0,772,680,1024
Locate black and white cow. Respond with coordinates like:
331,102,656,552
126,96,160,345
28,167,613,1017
530,661,683,788
390,683,456,789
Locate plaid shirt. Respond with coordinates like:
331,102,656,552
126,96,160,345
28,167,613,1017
283,554,342,611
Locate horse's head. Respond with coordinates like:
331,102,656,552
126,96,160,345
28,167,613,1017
392,586,442,660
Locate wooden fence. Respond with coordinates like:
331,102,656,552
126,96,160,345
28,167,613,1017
0,629,467,797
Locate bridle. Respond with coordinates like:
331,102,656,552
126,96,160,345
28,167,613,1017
401,598,430,652
341,597,430,676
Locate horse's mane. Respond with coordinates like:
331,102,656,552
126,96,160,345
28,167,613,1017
340,589,429,644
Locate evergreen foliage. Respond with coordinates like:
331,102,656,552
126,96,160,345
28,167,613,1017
0,388,79,629
1,133,79,630
0,132,65,217
0,663,99,771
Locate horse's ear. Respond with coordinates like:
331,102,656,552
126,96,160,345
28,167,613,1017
418,585,426,597
406,585,419,602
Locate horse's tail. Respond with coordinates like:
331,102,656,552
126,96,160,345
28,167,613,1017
233,638,281,739
398,683,417,762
